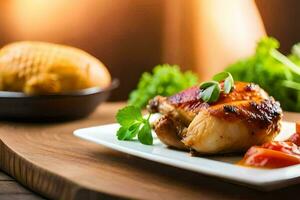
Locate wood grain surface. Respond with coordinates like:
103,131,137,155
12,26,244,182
1,103,300,199
0,171,43,200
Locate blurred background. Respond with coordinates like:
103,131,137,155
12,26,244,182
0,0,299,100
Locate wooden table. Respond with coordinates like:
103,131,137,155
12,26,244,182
0,171,43,200
1,103,300,200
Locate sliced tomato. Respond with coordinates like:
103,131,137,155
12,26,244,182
239,146,300,168
261,141,300,156
239,123,300,169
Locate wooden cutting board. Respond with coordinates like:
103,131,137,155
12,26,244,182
1,102,300,200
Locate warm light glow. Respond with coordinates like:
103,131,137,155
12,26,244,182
4,0,109,41
194,0,266,79
162,0,266,80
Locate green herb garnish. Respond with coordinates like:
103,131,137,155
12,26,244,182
116,106,153,145
199,81,220,103
128,64,198,109
213,72,234,94
226,36,300,112
199,72,234,103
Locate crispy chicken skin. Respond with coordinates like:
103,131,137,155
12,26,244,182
148,82,282,154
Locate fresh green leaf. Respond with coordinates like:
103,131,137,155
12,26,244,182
116,106,143,127
212,72,234,94
200,83,220,103
199,72,234,103
128,64,198,109
116,126,129,140
226,36,300,112
137,122,153,145
116,123,140,140
127,123,140,139
212,72,231,82
223,74,234,94
199,81,219,89
200,85,215,102
115,105,153,145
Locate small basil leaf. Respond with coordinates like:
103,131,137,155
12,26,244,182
223,74,234,94
200,84,220,103
138,122,153,145
212,72,231,82
209,84,221,102
199,81,219,90
200,85,215,102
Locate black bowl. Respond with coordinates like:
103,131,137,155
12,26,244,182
0,79,119,121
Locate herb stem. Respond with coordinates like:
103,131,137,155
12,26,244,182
271,49,300,75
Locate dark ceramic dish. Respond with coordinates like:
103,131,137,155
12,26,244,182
0,79,119,121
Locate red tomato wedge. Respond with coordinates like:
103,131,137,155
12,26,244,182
238,143,300,168
239,123,300,169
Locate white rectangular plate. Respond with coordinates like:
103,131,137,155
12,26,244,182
74,121,300,191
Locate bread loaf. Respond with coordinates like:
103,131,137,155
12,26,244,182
0,41,111,94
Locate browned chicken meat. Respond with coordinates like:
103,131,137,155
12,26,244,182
148,82,282,154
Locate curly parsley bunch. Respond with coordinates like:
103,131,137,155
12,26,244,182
128,64,198,109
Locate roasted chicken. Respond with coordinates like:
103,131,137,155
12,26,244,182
148,82,282,154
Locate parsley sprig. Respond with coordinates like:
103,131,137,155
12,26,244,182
199,72,234,103
116,106,153,145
